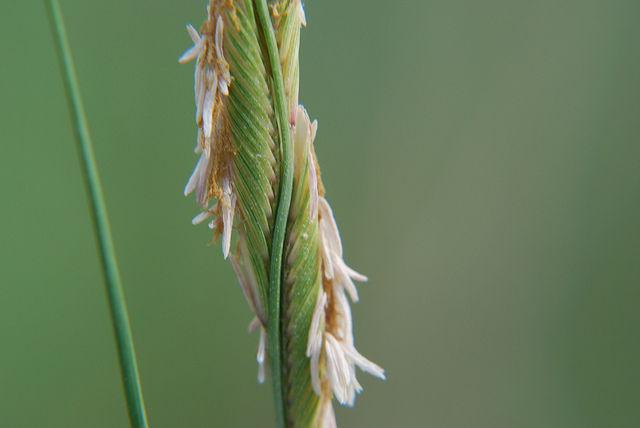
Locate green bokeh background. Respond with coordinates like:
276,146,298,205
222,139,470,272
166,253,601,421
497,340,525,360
1,1,639,427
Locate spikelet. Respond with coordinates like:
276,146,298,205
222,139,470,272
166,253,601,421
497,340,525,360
181,0,277,380
180,1,383,426
285,106,385,427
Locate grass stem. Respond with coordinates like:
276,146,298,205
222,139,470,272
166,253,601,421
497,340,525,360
45,1,150,426
254,0,295,426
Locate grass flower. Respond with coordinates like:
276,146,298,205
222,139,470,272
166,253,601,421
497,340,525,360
180,1,383,426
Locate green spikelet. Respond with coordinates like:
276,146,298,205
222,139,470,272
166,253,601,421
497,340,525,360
180,0,283,384
273,0,303,121
223,0,280,316
283,106,323,426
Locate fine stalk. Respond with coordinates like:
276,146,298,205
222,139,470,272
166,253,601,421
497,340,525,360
45,1,149,427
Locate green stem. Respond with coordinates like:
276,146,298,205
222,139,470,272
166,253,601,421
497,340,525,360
45,1,149,427
254,1,294,427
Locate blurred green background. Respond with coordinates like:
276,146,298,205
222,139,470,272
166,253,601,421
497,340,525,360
1,0,639,427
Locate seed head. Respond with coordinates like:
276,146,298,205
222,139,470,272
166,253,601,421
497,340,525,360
180,2,383,426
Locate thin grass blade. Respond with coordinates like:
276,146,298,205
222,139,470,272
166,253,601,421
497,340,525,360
45,1,149,426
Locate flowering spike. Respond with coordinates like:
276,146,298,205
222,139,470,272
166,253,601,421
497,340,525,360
181,1,382,426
